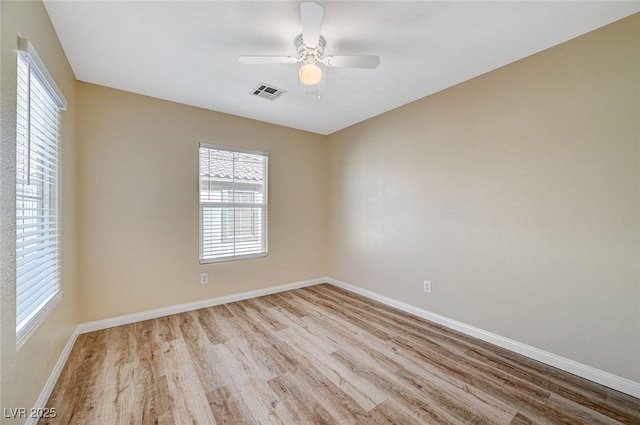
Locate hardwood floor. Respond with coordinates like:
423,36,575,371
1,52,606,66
40,284,640,424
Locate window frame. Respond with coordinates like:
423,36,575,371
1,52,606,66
15,36,67,348
199,143,268,264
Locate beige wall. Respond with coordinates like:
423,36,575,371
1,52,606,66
0,0,79,421
327,14,640,382
76,83,328,322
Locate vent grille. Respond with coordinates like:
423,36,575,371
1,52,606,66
250,83,286,101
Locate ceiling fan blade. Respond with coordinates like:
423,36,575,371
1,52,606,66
322,55,381,69
239,55,299,65
301,2,323,48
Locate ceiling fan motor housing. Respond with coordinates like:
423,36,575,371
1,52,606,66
296,34,325,64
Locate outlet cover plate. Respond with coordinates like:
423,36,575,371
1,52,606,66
424,280,431,293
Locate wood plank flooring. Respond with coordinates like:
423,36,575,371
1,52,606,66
40,284,640,424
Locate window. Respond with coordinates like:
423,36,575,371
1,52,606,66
15,37,67,346
199,144,268,263
223,191,257,239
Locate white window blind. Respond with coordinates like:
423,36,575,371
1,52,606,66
199,144,268,263
15,37,67,346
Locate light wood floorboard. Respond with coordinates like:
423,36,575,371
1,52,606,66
40,284,640,424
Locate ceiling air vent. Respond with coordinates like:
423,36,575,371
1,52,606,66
250,83,286,101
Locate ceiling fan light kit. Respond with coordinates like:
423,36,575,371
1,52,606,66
299,63,322,86
239,2,380,92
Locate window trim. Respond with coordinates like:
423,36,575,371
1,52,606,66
199,143,269,264
15,36,66,348
18,36,67,110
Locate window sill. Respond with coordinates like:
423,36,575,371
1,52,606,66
199,252,268,265
16,290,63,350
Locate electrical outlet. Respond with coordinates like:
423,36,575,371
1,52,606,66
200,273,209,285
423,280,432,294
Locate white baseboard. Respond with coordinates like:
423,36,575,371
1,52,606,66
27,325,80,425
51,276,637,403
326,277,640,399
77,277,326,334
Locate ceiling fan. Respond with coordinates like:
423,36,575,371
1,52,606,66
239,2,380,87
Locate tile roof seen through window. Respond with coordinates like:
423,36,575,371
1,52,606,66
200,148,264,182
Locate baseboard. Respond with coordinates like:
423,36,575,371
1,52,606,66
69,275,640,399
77,277,326,334
326,277,640,399
27,325,80,425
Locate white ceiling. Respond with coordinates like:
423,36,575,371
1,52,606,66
43,1,640,135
